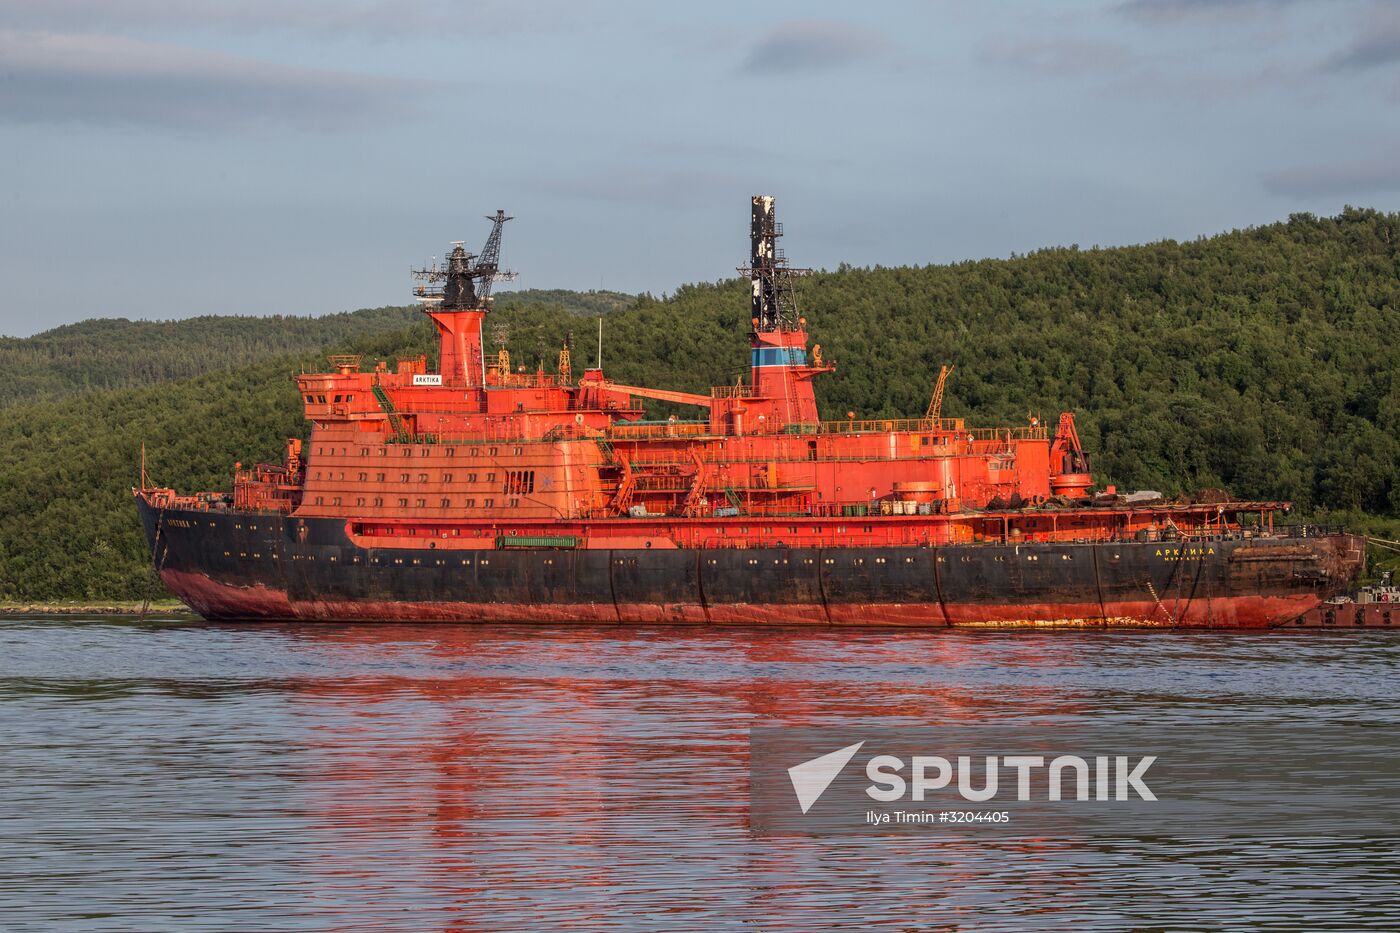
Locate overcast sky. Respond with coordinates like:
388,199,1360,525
2,0,1398,336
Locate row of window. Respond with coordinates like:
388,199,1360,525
313,471,498,484
312,496,523,509
315,445,526,458
225,551,496,567
306,394,356,404
226,549,1084,567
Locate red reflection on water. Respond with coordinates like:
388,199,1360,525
273,624,1094,929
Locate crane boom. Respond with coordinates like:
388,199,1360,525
474,210,513,303
926,364,954,420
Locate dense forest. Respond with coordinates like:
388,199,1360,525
0,289,633,407
1,208,1397,601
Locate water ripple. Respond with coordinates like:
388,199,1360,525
0,618,1396,930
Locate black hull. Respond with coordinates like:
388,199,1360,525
136,498,1360,627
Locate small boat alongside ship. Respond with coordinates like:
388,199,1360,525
136,197,1365,626
1294,572,1399,628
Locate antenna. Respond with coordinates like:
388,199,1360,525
738,195,810,332
410,212,516,310
492,323,511,377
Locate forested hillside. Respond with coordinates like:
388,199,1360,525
1,207,1397,601
0,289,635,407
0,307,419,407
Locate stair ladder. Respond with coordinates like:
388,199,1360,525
371,384,411,444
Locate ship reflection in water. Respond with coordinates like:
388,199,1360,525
1,618,1397,931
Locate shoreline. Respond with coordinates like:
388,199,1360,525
1,602,197,617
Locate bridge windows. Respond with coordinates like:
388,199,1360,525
415,498,426,508
441,498,451,508
505,470,535,494
376,472,385,482
373,497,383,506
398,498,408,508
418,473,428,483
751,347,808,367
442,473,452,483
358,473,367,482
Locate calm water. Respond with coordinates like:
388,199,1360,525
1,617,1397,932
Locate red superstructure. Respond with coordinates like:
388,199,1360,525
246,200,1167,529
137,197,1363,626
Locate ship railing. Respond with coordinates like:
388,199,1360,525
711,385,754,399
376,401,490,415
807,418,1047,441
487,372,567,389
1273,524,1346,539
607,421,711,440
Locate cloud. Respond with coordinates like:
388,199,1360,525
1119,0,1304,18
1262,152,1400,196
741,20,893,75
1323,8,1400,72
0,0,570,38
0,31,420,131
980,37,1134,77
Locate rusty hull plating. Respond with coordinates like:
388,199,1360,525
135,197,1364,626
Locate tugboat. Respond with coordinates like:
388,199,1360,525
135,197,1363,626
1296,571,1400,628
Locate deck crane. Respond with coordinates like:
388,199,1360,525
926,364,954,420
